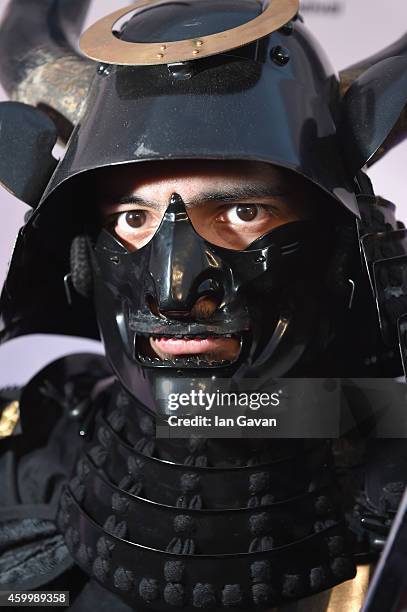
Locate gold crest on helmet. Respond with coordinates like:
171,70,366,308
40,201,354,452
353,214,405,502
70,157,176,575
79,0,299,66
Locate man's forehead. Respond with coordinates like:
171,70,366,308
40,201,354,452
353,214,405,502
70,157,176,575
96,159,291,200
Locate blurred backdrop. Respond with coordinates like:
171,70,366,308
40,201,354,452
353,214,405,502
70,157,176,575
0,0,406,385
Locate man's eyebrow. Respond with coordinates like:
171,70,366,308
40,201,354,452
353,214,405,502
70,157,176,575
103,185,289,210
107,195,163,210
185,184,289,207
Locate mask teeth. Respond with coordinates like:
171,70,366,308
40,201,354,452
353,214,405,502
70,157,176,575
140,332,238,340
152,334,218,340
137,354,232,368
138,356,162,364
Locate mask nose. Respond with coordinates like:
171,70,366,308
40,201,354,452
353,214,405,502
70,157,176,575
149,292,222,322
147,193,224,319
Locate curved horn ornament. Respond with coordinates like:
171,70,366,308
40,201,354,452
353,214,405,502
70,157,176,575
341,55,407,175
340,32,407,167
0,0,95,141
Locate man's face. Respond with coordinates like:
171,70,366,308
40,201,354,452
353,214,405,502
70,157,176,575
95,160,316,365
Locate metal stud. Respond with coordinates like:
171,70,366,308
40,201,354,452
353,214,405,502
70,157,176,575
97,64,110,77
271,46,290,66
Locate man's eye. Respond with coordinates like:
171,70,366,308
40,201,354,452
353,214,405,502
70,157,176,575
235,204,258,222
221,204,273,224
104,208,163,251
117,210,147,231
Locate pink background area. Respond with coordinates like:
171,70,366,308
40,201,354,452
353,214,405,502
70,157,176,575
0,0,406,386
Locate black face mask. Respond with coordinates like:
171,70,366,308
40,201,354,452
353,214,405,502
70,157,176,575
90,192,330,413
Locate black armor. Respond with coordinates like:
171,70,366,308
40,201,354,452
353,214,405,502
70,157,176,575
0,1,407,610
